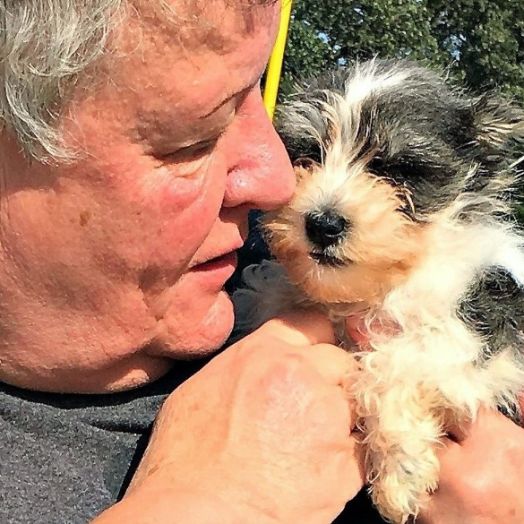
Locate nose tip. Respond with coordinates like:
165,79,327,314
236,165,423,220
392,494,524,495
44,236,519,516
305,210,350,249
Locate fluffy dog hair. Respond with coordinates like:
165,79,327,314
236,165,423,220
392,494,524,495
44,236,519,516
233,59,524,523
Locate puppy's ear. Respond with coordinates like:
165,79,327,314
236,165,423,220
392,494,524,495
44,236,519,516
473,94,524,152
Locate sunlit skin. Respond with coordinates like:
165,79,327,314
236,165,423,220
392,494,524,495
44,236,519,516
0,1,295,393
0,3,521,523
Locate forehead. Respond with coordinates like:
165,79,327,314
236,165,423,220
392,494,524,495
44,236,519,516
66,0,280,146
135,3,275,94
133,0,278,54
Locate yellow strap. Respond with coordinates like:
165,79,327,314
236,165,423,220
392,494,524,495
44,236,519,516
263,0,293,121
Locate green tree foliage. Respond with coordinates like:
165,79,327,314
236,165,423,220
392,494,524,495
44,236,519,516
428,0,524,100
279,0,523,218
281,0,523,102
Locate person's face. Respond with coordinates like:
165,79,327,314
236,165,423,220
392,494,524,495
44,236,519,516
0,0,295,392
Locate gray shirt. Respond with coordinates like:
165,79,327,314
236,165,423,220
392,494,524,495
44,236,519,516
0,361,202,523
0,359,384,524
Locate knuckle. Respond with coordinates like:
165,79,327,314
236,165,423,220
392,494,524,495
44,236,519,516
266,350,311,378
233,334,313,381
257,351,317,392
457,469,496,503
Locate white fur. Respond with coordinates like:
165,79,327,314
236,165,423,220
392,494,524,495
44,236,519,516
344,60,408,108
236,218,524,523
345,218,524,521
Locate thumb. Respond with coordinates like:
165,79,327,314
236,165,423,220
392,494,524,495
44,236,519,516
258,310,336,346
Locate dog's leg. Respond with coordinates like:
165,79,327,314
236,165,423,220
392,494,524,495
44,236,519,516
231,260,308,340
355,378,442,524
350,329,461,523
354,341,524,524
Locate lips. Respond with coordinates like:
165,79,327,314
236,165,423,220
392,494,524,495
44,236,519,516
186,219,247,289
185,250,239,292
190,236,244,269
191,251,238,272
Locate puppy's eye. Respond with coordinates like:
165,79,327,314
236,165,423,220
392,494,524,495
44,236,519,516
367,156,390,175
294,157,318,170
368,157,385,173
388,162,424,179
369,156,424,182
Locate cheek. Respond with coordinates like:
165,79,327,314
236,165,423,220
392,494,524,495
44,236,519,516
173,162,229,251
144,163,226,251
338,177,423,266
152,281,235,356
83,151,229,271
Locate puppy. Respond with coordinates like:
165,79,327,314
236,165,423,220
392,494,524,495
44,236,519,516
233,59,524,523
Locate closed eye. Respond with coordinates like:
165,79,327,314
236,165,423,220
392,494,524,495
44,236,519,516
368,156,425,181
159,137,220,162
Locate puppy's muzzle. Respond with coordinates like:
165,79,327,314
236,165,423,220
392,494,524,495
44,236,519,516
305,210,350,249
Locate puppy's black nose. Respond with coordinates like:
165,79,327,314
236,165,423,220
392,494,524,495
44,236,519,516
305,211,349,249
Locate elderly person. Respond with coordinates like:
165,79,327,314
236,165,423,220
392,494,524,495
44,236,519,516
0,1,522,523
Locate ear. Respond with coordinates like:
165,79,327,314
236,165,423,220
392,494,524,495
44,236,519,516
473,94,524,152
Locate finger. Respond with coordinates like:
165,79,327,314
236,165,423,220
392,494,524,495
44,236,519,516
344,435,367,497
444,416,473,444
417,497,443,524
345,316,401,347
435,435,462,473
446,407,514,446
304,343,360,390
417,435,465,524
415,437,458,524
440,406,492,444
345,316,370,348
305,344,362,429
258,310,336,346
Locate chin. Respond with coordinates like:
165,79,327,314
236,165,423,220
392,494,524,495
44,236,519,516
6,354,176,394
151,290,235,360
102,357,175,392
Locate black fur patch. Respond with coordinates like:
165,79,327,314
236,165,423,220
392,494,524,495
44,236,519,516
280,131,324,166
458,267,523,354
277,60,523,220
357,87,476,216
457,266,524,423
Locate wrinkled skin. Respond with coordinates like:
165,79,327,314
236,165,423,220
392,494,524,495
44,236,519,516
0,0,521,521
0,1,294,393
418,404,524,524
0,3,367,521
97,315,366,523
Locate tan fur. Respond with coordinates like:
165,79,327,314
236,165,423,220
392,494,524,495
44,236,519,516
266,164,425,306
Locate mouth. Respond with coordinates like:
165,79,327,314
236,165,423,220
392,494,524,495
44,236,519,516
191,251,238,272
309,251,350,267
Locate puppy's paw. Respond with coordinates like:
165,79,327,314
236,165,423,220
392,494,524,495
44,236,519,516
370,444,439,523
231,260,297,340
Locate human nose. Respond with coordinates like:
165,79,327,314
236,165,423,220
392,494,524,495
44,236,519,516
222,89,296,211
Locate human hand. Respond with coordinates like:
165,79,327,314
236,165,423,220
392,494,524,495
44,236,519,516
417,401,524,524
95,312,364,523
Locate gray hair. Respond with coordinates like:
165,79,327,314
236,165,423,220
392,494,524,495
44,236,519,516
0,0,125,161
0,0,277,162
